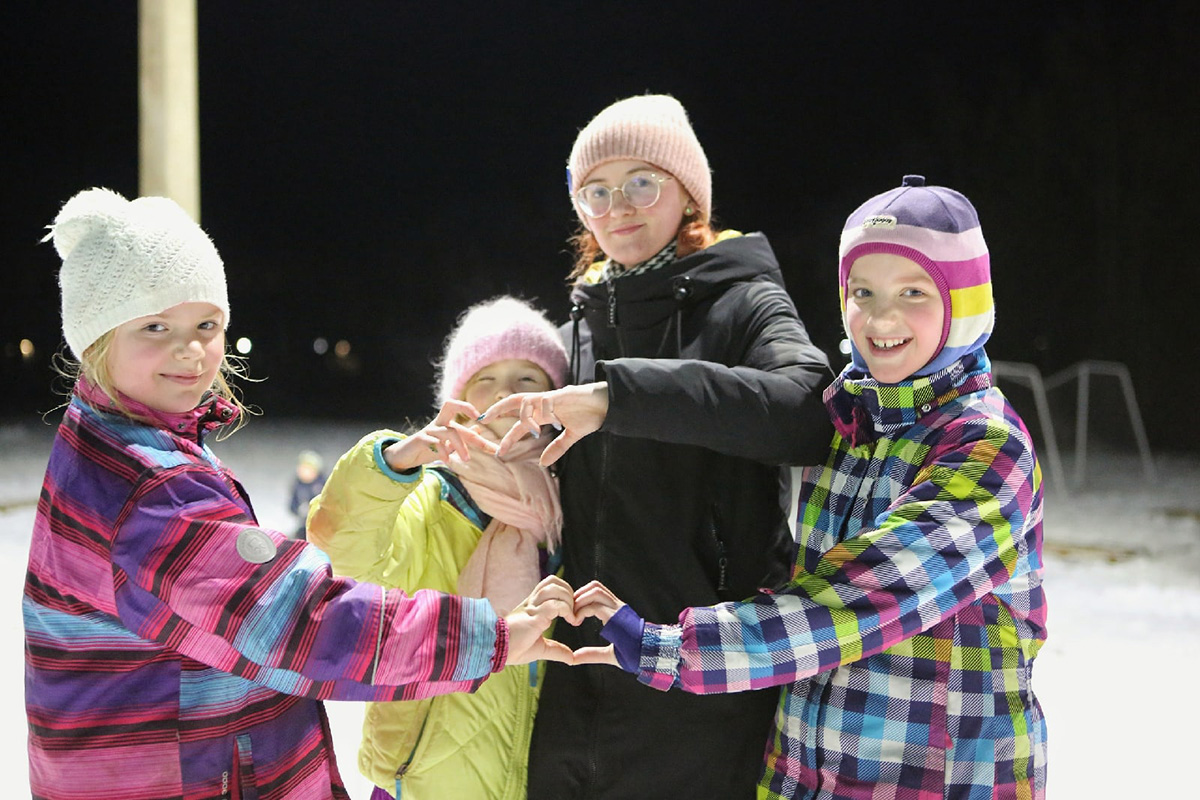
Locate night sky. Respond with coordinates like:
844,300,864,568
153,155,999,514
4,2,1197,452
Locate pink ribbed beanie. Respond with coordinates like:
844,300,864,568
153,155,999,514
436,296,569,404
567,94,711,222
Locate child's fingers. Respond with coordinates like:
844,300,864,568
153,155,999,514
573,581,622,623
528,574,574,608
448,422,498,454
572,579,610,603
571,645,619,667
489,392,560,457
531,575,581,625
536,638,578,665
436,426,476,461
434,398,480,426
478,394,521,423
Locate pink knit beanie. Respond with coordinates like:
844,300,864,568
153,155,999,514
567,94,711,222
436,296,570,404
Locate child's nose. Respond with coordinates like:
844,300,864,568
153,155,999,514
177,337,205,357
871,303,902,325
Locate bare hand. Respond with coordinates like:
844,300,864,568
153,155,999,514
382,399,498,472
569,580,626,667
481,383,610,466
504,575,581,666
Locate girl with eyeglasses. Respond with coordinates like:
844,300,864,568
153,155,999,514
480,93,834,799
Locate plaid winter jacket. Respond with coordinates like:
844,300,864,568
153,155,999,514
23,387,507,800
633,351,1047,799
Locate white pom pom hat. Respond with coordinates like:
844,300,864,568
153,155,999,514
47,187,229,358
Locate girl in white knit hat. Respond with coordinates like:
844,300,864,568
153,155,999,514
24,190,574,800
480,93,835,799
307,295,570,800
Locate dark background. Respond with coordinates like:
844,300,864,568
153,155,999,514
3,2,1197,453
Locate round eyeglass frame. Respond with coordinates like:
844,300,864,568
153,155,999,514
573,172,674,218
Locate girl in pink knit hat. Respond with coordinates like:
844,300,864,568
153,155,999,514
307,295,570,800
481,93,834,799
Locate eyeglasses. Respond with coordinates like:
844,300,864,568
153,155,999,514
573,171,674,218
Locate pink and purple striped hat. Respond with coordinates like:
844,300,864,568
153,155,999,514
838,174,993,377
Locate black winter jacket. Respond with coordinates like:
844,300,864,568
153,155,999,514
527,233,834,799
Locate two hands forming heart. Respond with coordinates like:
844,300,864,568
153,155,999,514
502,576,633,668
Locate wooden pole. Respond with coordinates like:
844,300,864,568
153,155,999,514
138,0,200,221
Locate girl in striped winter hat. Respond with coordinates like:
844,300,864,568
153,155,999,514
837,173,994,385
573,176,1048,799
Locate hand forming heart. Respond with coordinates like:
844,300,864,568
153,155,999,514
502,576,629,668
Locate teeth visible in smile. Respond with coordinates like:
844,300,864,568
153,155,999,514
871,338,909,350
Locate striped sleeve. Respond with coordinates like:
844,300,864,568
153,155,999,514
110,465,502,701
637,413,1039,693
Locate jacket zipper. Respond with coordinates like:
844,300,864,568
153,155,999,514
606,279,628,356
606,278,618,327
715,533,729,594
394,712,431,799
711,505,729,594
586,419,612,796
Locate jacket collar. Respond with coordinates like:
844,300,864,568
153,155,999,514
571,231,781,307
75,379,240,442
825,349,992,447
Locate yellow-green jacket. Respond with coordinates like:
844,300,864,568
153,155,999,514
307,430,540,799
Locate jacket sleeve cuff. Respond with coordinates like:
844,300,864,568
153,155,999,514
636,622,683,691
600,604,645,674
490,617,510,673
373,437,423,483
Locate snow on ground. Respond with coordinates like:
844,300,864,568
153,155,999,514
3,417,1198,799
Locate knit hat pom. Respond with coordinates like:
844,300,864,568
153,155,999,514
50,186,230,358
436,296,569,404
46,187,129,260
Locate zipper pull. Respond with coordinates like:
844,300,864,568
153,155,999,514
606,279,618,328
714,534,729,592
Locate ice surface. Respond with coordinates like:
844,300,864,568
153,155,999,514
3,418,1198,798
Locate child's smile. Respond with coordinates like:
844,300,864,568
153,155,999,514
845,252,945,384
107,301,226,413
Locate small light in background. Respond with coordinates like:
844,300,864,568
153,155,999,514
313,337,329,355
838,338,852,355
334,340,351,358
235,337,252,355
19,339,35,360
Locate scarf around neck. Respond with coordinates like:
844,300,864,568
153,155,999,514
600,240,678,281
446,425,562,615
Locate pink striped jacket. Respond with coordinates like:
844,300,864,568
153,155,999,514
24,386,507,799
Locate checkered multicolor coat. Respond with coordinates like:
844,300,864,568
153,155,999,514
24,386,507,800
634,351,1047,799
